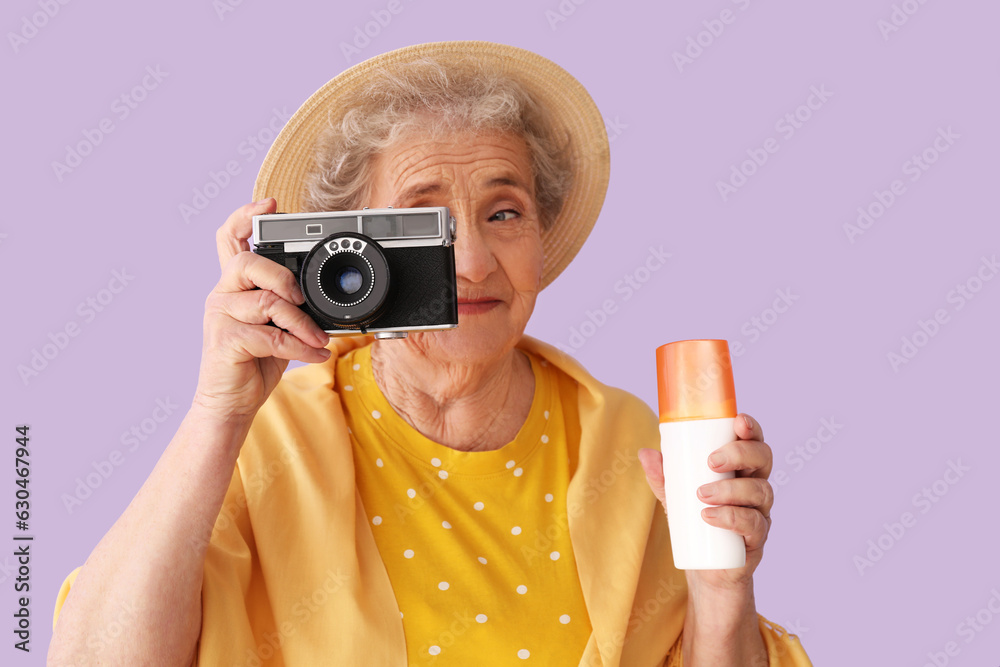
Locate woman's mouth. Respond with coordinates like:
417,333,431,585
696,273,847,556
457,298,501,315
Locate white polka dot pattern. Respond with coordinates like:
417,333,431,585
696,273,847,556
343,347,591,663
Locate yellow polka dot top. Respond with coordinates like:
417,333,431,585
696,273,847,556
338,344,593,664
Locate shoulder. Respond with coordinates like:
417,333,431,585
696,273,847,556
517,336,658,432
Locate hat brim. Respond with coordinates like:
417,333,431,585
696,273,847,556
252,40,609,290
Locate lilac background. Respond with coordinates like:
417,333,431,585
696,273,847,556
4,0,999,664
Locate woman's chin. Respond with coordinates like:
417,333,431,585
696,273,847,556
406,317,521,365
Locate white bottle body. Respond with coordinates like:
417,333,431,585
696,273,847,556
660,417,746,570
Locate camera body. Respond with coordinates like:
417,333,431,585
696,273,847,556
251,207,458,339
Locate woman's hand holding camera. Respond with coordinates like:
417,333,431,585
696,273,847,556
192,198,332,422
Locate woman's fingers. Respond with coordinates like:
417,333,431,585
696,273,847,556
211,288,329,348
698,477,774,518
735,412,764,443
707,436,773,479
638,448,667,507
219,321,331,364
700,505,770,551
216,198,275,272
217,250,304,306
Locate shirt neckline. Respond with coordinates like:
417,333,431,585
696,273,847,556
346,344,552,478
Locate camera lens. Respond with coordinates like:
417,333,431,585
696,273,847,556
335,266,363,295
301,232,391,329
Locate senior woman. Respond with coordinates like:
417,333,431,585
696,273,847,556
49,42,811,666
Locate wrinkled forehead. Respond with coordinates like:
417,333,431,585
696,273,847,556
370,131,536,203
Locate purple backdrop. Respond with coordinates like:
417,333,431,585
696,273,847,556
4,0,999,664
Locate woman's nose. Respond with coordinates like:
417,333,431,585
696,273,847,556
452,216,497,284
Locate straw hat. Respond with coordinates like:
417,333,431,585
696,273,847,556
252,40,609,290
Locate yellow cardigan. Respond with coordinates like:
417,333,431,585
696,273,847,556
54,335,811,666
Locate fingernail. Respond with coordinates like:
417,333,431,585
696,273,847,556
743,414,753,430
698,485,714,499
292,285,306,304
708,453,726,468
254,197,272,206
318,348,331,358
702,507,719,519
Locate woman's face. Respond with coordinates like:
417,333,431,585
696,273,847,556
367,130,544,367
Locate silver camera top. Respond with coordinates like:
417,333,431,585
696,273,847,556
252,207,455,253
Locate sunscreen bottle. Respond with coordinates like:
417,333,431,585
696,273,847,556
656,339,746,570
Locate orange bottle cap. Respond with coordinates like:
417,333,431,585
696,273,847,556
656,339,737,423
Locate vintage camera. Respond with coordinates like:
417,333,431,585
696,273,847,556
252,207,458,339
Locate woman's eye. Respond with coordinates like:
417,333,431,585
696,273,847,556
489,209,520,222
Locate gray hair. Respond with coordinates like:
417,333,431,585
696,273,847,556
302,57,573,231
